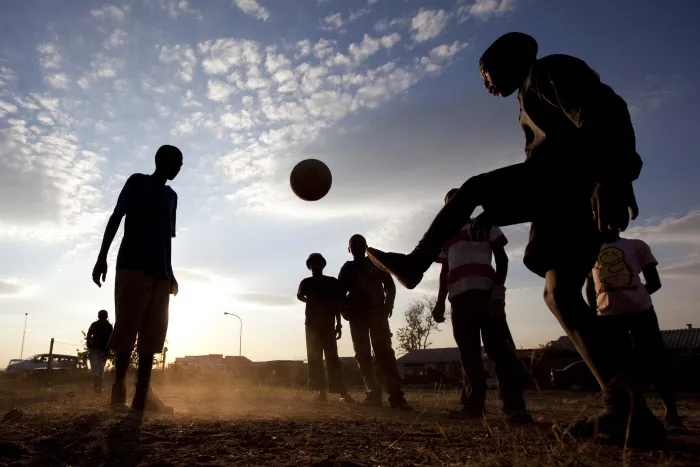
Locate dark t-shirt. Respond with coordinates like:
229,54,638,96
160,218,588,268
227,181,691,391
298,275,342,330
116,174,177,280
87,319,113,351
518,54,641,183
338,257,395,316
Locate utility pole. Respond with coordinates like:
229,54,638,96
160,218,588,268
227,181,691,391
20,313,28,359
223,312,243,357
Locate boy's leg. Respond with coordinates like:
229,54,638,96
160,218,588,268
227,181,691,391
368,312,409,409
108,269,151,409
368,162,543,289
629,308,682,421
349,318,381,402
305,326,326,394
320,328,348,397
450,291,489,416
131,277,173,414
481,299,528,416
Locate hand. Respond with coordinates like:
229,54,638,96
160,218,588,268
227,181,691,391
469,211,494,241
335,324,342,340
170,278,179,296
591,182,639,232
432,301,446,323
384,302,394,318
92,258,108,288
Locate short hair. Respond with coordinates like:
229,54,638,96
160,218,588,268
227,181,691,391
349,234,366,245
155,145,183,165
445,188,459,203
479,32,538,69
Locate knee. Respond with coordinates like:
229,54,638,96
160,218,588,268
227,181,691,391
543,280,570,312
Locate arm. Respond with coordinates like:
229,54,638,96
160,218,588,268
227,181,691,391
93,176,134,286
169,193,179,295
380,270,396,310
585,276,597,311
642,264,661,295
437,262,449,305
296,280,307,303
493,246,509,286
86,323,95,348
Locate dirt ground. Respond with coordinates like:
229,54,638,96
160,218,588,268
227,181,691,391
1,380,699,467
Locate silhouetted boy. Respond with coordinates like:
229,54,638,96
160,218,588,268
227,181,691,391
86,309,113,393
338,235,410,410
297,253,354,403
92,145,182,415
434,189,531,423
586,232,687,433
367,33,665,443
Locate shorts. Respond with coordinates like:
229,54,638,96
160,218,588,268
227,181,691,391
109,268,170,354
475,160,602,278
88,349,107,378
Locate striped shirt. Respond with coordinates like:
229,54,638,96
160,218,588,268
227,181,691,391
436,220,508,300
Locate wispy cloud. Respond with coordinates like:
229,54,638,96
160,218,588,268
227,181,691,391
233,0,269,21
411,9,450,43
458,0,516,22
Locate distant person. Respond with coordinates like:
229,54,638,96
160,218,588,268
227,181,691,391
92,145,182,415
365,32,665,444
586,232,687,433
86,309,113,393
338,235,411,410
297,253,354,403
433,189,532,424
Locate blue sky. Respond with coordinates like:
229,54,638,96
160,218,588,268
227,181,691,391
1,0,699,365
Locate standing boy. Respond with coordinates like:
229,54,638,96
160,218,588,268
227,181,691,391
92,144,182,415
338,235,410,410
297,253,354,403
433,189,531,423
587,232,687,432
366,33,665,443
86,309,113,393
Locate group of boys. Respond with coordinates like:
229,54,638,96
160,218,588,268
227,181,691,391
89,31,685,442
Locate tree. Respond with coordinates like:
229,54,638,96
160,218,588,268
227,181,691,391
77,330,165,370
395,296,441,354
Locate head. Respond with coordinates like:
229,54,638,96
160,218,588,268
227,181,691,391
479,32,538,97
98,309,108,320
444,188,459,205
348,234,367,258
155,145,183,180
306,253,327,274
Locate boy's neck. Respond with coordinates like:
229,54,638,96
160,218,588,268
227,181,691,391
312,272,323,277
352,255,365,262
150,170,168,185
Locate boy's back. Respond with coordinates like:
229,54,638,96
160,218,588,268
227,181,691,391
116,173,177,279
299,274,341,329
339,257,389,313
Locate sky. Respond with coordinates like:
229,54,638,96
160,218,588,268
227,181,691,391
1,0,699,366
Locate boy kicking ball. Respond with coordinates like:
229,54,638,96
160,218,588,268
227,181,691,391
367,33,666,444
92,145,182,416
297,253,354,403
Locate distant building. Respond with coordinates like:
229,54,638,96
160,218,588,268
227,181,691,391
396,347,484,380
174,354,252,371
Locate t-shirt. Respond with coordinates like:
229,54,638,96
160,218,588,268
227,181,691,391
115,174,177,280
298,275,342,330
518,54,642,184
338,257,395,315
436,220,508,300
87,319,114,351
590,238,657,316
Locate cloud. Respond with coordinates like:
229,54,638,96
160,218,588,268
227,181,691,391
37,43,62,69
0,280,24,296
233,0,270,21
104,29,128,49
348,34,401,64
458,0,516,22
199,38,261,75
233,292,295,307
207,80,235,102
626,210,700,246
411,9,450,43
90,4,129,21
89,54,125,79
158,44,197,82
660,259,700,280
149,0,202,19
323,13,344,32
46,73,70,89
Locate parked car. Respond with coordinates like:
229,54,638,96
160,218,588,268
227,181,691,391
402,367,460,387
550,360,598,391
4,354,81,376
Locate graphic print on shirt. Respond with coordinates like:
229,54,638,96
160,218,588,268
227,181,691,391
594,246,633,290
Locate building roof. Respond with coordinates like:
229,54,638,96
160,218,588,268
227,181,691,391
551,327,700,353
396,347,465,364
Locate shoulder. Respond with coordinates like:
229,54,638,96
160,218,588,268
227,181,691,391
532,54,600,86
165,185,177,199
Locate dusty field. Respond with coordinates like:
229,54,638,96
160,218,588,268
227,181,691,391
1,379,699,466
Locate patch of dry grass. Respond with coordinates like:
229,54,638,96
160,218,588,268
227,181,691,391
0,377,698,466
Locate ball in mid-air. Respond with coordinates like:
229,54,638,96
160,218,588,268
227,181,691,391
290,159,332,201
